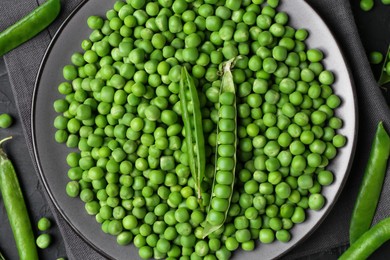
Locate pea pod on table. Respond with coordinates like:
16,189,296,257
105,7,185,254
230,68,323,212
0,137,39,260
341,217,390,260
349,122,390,244
203,58,238,238
180,66,206,200
0,0,61,56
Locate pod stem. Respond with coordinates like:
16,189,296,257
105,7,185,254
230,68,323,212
0,137,12,159
0,137,12,147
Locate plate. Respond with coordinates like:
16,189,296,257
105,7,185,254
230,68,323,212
32,0,358,259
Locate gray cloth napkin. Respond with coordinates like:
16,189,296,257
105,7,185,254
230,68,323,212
1,0,390,259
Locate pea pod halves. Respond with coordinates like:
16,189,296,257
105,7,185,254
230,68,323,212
349,122,390,244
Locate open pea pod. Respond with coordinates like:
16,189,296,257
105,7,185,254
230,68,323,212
202,58,238,238
179,67,206,200
378,45,390,86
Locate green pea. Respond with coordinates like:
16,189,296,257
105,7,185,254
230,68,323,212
115,231,132,246
297,174,313,190
63,64,78,80
319,70,335,85
264,90,279,105
276,230,291,242
66,181,80,197
271,44,286,61
36,234,51,249
333,134,347,148
360,0,374,11
269,23,285,37
221,237,237,252
308,193,325,211
0,114,13,128
307,49,324,62
259,182,273,195
300,67,315,82
259,228,275,243
214,183,232,199
37,217,52,231
275,182,291,199
225,0,242,11
139,246,153,259
263,57,278,73
325,94,341,109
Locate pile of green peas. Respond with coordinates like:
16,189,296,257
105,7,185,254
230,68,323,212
53,0,347,259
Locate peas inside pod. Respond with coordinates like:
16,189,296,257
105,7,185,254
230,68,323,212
54,0,347,259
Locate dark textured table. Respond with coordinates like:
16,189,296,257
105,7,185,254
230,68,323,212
0,1,389,260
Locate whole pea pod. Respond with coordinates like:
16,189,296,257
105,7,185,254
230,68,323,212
0,137,39,260
203,58,237,238
0,0,61,56
340,217,390,260
180,67,206,200
349,122,390,244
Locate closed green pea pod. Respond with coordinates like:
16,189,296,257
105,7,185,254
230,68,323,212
0,0,61,56
350,122,390,244
0,138,39,260
341,217,390,260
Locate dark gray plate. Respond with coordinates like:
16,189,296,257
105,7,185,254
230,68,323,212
32,0,358,259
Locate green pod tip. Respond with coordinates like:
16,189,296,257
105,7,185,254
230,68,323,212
0,136,12,159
